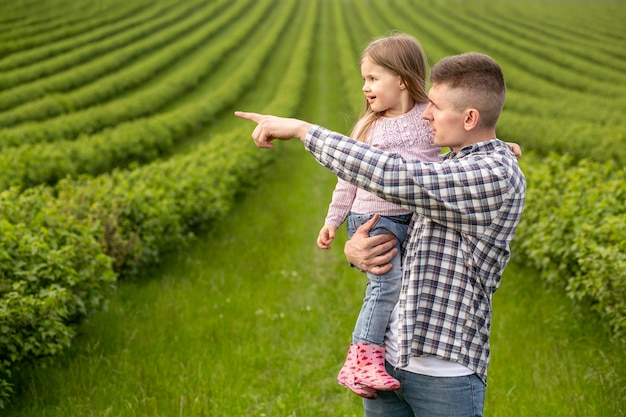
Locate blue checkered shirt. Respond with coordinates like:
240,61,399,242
305,125,526,384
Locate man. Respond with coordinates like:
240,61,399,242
236,52,525,417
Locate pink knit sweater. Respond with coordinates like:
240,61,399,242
324,103,442,227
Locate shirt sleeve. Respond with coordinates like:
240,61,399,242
305,125,521,237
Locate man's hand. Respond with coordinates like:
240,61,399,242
235,111,312,148
344,214,398,274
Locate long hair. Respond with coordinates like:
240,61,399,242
351,33,429,141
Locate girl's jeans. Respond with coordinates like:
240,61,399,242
363,362,485,417
347,212,411,346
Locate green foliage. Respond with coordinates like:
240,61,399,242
0,130,275,405
0,0,250,149
500,113,626,166
515,153,626,341
0,0,276,191
0,187,116,408
0,0,148,58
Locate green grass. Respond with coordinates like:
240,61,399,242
489,261,625,416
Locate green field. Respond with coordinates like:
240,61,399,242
1,0,624,414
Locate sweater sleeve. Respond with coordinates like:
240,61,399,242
324,177,356,227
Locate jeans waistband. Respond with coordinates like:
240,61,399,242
382,214,412,225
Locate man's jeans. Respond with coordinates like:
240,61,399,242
347,213,410,345
363,362,485,417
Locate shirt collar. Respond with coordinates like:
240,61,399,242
443,139,503,160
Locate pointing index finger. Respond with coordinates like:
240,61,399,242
234,111,263,123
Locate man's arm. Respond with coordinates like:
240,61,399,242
235,111,523,248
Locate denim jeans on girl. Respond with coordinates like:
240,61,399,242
347,212,411,346
363,361,485,417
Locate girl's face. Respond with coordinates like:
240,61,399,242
360,56,406,117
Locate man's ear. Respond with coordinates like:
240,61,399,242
464,108,480,130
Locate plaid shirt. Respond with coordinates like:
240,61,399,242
305,125,526,384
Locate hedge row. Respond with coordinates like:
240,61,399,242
484,6,626,75
0,187,116,407
0,0,225,112
515,153,626,342
0,0,283,190
0,0,314,406
436,3,625,96
0,0,147,58
0,0,263,149
0,128,265,407
0,0,181,76
498,113,626,167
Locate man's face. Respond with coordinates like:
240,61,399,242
422,83,467,152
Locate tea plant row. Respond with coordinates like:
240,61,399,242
0,0,153,57
0,0,275,189
0,3,249,141
0,0,191,86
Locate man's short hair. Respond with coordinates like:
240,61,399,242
430,52,506,128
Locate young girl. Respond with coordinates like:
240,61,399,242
317,33,441,398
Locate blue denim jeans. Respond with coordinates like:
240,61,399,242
347,213,411,345
363,362,485,417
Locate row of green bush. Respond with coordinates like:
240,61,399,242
515,154,626,342
0,0,232,120
0,0,282,191
0,0,312,406
0,0,184,83
0,0,231,121
0,0,146,58
437,3,624,97
0,186,116,408
0,128,269,408
498,113,626,167
481,6,626,79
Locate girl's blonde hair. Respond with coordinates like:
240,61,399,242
351,33,429,142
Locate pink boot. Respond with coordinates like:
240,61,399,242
336,344,378,399
354,343,400,390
